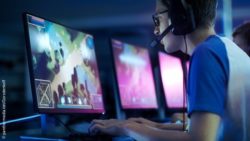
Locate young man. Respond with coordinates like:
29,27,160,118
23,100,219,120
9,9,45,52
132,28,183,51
89,0,250,140
232,21,250,56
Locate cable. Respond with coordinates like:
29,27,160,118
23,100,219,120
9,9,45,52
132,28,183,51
54,116,87,137
182,35,188,131
54,116,75,135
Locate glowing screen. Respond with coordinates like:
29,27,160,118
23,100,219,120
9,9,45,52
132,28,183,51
25,14,104,113
111,39,158,109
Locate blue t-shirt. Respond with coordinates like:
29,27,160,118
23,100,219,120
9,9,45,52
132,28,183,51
188,35,229,117
187,35,250,141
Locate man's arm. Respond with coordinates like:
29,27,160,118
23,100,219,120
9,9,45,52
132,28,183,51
128,117,185,131
155,122,186,131
125,112,220,141
189,112,221,141
124,123,191,141
89,112,221,141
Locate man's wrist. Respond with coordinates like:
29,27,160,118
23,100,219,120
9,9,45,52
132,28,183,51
121,121,134,136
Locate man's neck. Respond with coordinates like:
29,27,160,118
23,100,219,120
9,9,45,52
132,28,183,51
183,27,216,56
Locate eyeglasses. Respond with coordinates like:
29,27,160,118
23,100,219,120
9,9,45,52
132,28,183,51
152,10,168,27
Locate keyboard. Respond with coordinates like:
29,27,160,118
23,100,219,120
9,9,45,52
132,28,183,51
21,134,113,141
21,134,135,141
66,133,114,141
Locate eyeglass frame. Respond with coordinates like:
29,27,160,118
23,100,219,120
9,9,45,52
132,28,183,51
152,9,168,27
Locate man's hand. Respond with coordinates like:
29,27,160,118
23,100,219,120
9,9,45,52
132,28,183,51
128,117,159,128
128,117,186,131
89,119,133,136
88,112,221,141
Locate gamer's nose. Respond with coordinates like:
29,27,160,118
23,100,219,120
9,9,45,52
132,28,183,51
154,26,160,36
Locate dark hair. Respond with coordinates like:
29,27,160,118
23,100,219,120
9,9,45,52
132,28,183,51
161,0,217,28
232,21,250,47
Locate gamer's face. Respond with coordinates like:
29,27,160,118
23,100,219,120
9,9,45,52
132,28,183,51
155,0,184,53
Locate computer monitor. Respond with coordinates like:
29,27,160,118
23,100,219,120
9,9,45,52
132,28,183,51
111,39,158,109
158,52,187,109
23,13,104,114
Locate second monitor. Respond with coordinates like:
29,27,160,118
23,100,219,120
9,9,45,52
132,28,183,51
158,52,188,109
111,39,158,110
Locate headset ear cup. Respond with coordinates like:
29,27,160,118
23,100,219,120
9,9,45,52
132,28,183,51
184,0,196,31
168,0,196,35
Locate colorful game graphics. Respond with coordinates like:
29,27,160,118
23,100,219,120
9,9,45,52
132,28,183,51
111,39,158,109
26,14,104,113
158,52,188,108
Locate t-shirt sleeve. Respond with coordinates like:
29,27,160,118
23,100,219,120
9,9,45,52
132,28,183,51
188,45,227,117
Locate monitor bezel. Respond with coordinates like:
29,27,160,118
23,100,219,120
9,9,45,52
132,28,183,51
23,12,106,114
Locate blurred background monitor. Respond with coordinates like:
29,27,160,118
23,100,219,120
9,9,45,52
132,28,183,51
111,39,158,110
158,52,188,109
24,13,104,114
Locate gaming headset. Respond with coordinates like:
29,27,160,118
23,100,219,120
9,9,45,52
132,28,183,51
150,0,196,48
150,0,197,130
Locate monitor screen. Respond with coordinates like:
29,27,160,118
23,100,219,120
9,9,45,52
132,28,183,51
24,14,104,113
158,52,187,109
111,39,158,109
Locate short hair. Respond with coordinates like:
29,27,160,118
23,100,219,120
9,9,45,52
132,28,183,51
232,21,250,47
161,0,217,28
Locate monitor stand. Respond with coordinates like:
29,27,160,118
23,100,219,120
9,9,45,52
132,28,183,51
40,114,60,136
